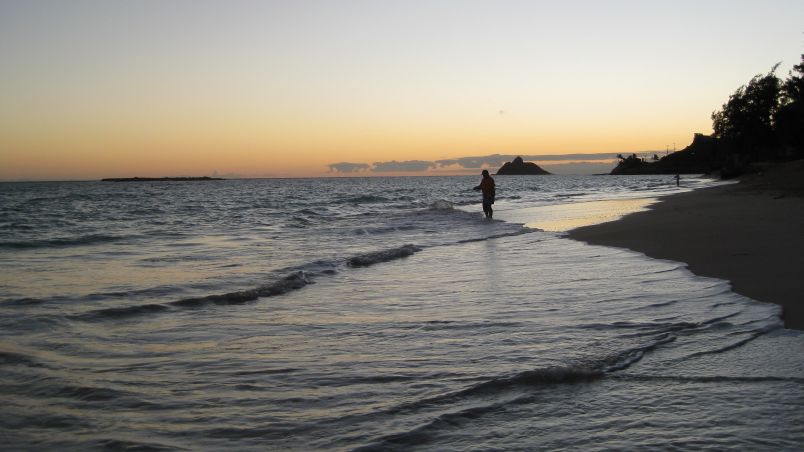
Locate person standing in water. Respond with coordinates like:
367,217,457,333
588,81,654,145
474,169,496,218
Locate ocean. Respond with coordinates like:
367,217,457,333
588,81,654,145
1,175,803,451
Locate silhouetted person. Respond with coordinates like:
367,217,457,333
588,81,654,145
674,174,680,186
474,170,496,218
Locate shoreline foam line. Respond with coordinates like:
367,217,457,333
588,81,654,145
566,171,804,331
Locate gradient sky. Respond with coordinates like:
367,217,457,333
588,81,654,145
1,0,803,180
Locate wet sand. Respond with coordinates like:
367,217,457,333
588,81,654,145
569,161,804,331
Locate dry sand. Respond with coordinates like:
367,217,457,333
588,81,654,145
569,160,804,331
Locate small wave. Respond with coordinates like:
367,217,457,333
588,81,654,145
460,365,603,396
74,303,172,322
3,297,47,306
347,245,421,268
400,335,678,398
276,259,340,277
297,208,325,216
171,271,310,308
354,225,417,236
0,222,36,231
232,368,300,376
198,425,296,441
76,285,179,302
0,314,69,335
0,350,44,367
49,385,132,402
616,373,804,385
602,333,677,372
73,272,312,322
382,364,604,419
20,195,64,204
343,195,390,204
576,320,697,332
680,327,776,360
71,257,345,323
427,200,454,210
455,228,535,244
86,439,178,452
355,398,519,451
347,363,610,449
417,320,525,332
0,234,125,250
316,374,419,386
139,254,218,263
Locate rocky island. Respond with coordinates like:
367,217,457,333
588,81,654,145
496,156,551,175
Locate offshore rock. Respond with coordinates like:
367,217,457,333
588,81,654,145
496,156,551,175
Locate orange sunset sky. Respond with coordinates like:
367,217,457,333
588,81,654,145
1,1,803,180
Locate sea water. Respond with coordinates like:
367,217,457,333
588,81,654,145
1,175,802,451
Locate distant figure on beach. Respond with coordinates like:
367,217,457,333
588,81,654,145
474,169,496,218
674,174,680,186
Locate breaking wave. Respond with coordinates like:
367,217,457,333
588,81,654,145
342,195,391,204
347,244,422,267
427,200,454,210
73,271,312,321
171,271,311,308
0,234,127,250
72,242,426,322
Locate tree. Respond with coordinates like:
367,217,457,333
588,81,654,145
711,64,781,159
775,55,804,157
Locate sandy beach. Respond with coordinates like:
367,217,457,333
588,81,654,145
570,160,804,331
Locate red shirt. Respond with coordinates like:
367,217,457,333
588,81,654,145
479,177,495,197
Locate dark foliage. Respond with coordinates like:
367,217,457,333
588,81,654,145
775,55,804,158
610,54,803,177
711,64,781,160
710,55,804,162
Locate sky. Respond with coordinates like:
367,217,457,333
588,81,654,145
1,0,803,180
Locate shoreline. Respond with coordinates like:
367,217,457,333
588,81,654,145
568,161,804,331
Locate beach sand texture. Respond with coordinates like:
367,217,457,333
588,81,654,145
570,160,804,330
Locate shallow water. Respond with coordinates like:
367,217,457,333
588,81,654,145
1,175,802,450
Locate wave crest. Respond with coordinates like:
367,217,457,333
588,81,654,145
427,200,454,211
75,272,313,322
0,234,125,250
347,244,422,267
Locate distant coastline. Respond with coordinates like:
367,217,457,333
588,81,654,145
101,176,225,182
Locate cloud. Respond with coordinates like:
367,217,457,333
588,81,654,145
435,154,512,169
435,153,620,169
328,162,371,173
540,162,617,175
371,160,436,172
327,152,628,175
524,153,620,161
